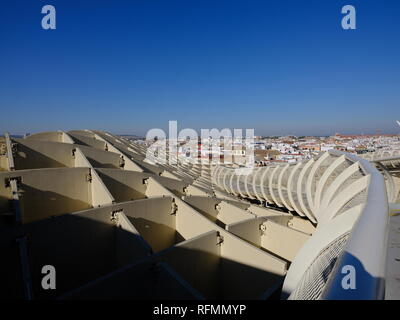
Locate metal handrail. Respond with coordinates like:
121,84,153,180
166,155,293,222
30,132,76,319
212,150,390,300
321,152,389,299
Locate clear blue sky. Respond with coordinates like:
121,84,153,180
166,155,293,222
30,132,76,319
1,0,399,136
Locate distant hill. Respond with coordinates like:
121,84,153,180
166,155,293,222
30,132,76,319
118,134,145,140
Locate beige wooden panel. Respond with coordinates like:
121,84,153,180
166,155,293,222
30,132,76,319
0,168,92,223
156,231,221,298
13,139,75,169
182,195,220,223
74,148,114,207
79,145,121,169
114,211,153,265
220,230,287,299
96,168,147,202
217,201,255,225
68,131,106,150
120,197,180,252
247,204,288,218
260,220,310,262
25,131,63,143
226,217,263,247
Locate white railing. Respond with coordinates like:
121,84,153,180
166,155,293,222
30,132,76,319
211,150,389,299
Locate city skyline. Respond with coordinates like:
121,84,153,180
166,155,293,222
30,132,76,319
115,127,400,138
10,126,400,138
